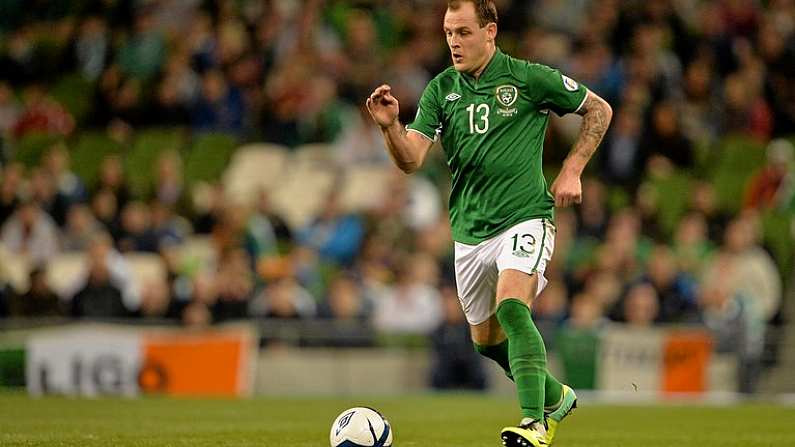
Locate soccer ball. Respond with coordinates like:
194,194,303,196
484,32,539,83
329,407,393,447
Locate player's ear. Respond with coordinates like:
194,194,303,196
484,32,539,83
486,22,497,41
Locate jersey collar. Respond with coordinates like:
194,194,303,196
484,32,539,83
462,47,505,82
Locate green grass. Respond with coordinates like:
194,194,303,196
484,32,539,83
1,393,793,446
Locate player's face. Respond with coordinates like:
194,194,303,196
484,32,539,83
444,4,496,74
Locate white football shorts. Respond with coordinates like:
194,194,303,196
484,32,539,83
453,218,556,325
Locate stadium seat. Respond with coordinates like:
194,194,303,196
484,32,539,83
124,252,167,286
270,166,336,229
338,165,391,213
71,131,124,188
291,144,336,171
185,133,238,187
126,128,188,197
12,132,63,168
50,74,94,125
0,245,30,293
709,136,767,213
45,252,87,297
223,143,289,205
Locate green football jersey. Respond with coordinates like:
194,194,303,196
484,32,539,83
407,48,587,245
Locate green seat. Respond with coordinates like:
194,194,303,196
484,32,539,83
126,128,187,198
185,133,238,186
761,210,794,286
71,131,124,189
710,136,767,214
12,132,63,168
649,172,693,238
50,74,94,126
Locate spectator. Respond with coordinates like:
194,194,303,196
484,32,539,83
720,213,782,322
430,284,487,390
318,274,372,322
373,253,442,335
743,139,794,210
298,191,364,266
9,267,62,317
698,256,765,393
12,84,75,138
640,101,695,171
621,283,660,328
94,154,131,211
70,233,131,318
62,203,102,251
191,69,245,134
0,162,24,225
641,244,698,323
1,199,60,265
117,201,159,253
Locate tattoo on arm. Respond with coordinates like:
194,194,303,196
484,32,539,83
571,93,612,163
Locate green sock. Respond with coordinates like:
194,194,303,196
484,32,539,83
495,298,547,421
474,339,513,380
544,371,563,410
473,338,563,409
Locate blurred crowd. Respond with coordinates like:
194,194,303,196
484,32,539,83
0,0,794,393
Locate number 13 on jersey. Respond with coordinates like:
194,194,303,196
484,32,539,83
466,103,490,134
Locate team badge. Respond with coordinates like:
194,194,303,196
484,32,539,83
562,75,578,92
495,85,518,117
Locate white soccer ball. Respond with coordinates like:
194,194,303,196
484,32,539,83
329,407,393,447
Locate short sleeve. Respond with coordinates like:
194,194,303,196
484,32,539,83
526,63,588,116
406,81,443,142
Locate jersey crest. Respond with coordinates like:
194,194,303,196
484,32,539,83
496,85,518,117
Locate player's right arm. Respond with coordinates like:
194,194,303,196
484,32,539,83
366,84,434,174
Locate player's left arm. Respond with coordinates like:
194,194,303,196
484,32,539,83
550,90,613,207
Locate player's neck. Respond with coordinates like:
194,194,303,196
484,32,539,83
471,45,497,80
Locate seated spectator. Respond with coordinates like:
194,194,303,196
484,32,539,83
743,139,793,211
621,283,660,328
191,69,245,134
565,293,607,331
1,198,60,265
640,101,694,171
719,213,782,322
29,166,70,227
250,276,316,320
672,212,715,276
297,191,364,266
9,267,63,317
642,244,698,322
373,254,442,335
117,201,159,252
43,144,87,210
132,276,176,320
70,234,131,318
0,162,23,225
91,188,121,239
12,84,75,138
318,274,373,321
94,155,130,211
697,259,765,393
430,284,487,390
212,248,255,321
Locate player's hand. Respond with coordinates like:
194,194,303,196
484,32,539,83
550,171,582,207
366,84,400,129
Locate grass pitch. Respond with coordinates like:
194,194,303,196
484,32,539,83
1,392,793,446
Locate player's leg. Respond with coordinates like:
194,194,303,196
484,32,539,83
491,219,566,446
471,319,567,409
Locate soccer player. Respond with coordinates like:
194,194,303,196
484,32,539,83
366,0,612,446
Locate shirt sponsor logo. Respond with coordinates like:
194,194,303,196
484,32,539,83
495,84,519,117
562,75,578,92
445,93,461,101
